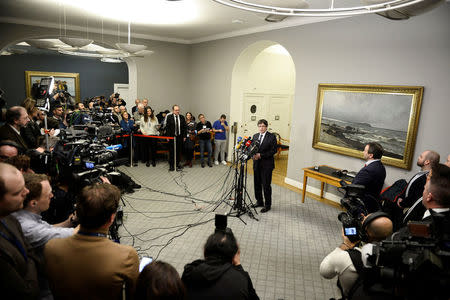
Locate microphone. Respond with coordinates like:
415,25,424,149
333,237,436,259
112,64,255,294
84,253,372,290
235,136,246,150
243,137,253,150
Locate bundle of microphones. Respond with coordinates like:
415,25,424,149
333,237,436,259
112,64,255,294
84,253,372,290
234,136,260,162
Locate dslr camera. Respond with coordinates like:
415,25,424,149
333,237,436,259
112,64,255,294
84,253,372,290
337,180,368,242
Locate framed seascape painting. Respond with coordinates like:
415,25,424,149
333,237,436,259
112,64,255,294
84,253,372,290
25,71,80,103
312,84,424,169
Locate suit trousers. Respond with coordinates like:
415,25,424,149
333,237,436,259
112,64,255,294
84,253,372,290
253,163,273,208
169,136,183,168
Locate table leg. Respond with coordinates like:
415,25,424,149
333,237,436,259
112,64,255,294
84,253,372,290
302,174,307,203
320,182,325,199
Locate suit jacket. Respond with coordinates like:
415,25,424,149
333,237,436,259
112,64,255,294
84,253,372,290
0,124,28,151
44,231,139,300
21,120,42,149
401,172,427,208
165,113,186,137
402,198,427,225
252,131,277,170
0,215,40,300
353,160,386,212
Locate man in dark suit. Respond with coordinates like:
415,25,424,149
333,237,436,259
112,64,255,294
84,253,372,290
421,163,450,221
0,163,40,299
251,119,277,213
352,142,386,213
164,105,186,171
0,106,29,152
398,150,440,209
397,150,440,227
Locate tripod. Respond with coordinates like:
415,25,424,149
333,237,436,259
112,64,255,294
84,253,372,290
214,148,258,224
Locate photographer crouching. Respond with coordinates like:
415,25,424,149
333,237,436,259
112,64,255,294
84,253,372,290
320,183,393,300
320,212,392,299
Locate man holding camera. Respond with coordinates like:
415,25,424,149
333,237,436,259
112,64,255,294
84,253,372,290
44,183,139,300
320,213,393,299
352,142,386,213
182,227,259,300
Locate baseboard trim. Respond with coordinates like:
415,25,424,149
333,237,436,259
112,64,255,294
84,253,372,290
283,177,342,210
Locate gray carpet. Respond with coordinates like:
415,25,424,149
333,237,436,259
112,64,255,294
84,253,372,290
118,162,342,299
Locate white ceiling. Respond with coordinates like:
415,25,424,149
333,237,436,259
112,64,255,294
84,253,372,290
0,0,340,44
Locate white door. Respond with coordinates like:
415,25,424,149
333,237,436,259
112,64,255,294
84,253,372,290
267,95,292,140
241,93,267,139
114,83,131,111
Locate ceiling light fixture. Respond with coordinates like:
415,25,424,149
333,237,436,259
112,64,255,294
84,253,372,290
58,2,93,48
101,57,123,63
212,0,443,18
116,21,147,53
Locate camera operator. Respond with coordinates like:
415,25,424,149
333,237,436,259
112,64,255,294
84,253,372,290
48,105,67,130
44,183,139,300
182,225,259,300
352,142,386,213
320,213,393,299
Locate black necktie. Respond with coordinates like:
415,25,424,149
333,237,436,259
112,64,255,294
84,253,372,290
175,115,179,136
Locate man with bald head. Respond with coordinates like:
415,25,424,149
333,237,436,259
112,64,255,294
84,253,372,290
0,106,29,151
0,140,19,161
398,150,440,209
0,162,40,299
320,213,393,298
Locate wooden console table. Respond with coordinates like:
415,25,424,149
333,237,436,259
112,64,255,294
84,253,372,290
301,165,352,203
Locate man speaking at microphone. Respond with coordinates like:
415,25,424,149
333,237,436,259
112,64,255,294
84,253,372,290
251,119,277,213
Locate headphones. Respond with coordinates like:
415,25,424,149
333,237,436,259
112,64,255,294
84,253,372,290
360,211,390,242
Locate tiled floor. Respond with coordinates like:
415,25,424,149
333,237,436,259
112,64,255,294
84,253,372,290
118,161,342,299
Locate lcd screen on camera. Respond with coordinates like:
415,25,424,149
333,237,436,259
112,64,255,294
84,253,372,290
85,162,95,169
344,227,357,236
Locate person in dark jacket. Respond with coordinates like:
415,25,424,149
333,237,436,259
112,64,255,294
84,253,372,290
182,229,259,300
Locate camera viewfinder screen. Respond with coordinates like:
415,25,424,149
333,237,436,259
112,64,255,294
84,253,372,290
344,227,357,236
85,162,95,169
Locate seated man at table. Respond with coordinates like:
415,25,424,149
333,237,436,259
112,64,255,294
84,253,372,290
352,142,386,213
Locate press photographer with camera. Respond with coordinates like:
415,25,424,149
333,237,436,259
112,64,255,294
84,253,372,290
320,212,393,299
44,183,139,300
182,215,259,300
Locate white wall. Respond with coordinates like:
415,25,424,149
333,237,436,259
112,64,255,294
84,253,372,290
189,6,450,201
245,48,295,94
134,43,191,114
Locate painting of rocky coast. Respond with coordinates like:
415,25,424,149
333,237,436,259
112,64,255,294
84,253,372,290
315,88,415,160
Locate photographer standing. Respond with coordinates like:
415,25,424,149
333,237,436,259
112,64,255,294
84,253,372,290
320,213,393,299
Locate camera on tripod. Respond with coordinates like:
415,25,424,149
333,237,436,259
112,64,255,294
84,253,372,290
337,180,368,242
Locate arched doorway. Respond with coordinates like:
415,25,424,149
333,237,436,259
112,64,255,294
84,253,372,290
229,41,296,180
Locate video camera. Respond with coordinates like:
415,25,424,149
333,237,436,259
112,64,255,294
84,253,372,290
337,180,368,242
359,211,450,299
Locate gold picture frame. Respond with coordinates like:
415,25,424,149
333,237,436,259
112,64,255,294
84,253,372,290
25,71,80,103
312,84,423,170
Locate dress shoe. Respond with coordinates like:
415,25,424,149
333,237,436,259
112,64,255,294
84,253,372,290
169,167,175,171
201,162,205,168
132,183,141,189
260,207,271,213
208,162,213,167
152,161,156,167
177,165,183,170
133,162,138,167
251,203,264,208
146,162,150,167
176,167,183,172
